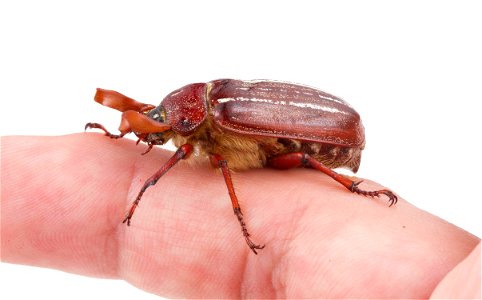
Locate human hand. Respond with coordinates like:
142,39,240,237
1,134,480,298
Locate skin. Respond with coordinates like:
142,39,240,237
1,134,480,298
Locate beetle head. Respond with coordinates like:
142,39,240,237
141,106,174,145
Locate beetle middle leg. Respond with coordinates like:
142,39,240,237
123,144,193,225
269,152,398,206
211,154,265,255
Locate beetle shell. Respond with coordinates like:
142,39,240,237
209,79,365,147
167,79,365,172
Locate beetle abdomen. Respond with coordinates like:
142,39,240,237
272,138,362,172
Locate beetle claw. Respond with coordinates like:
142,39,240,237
244,232,265,254
122,215,131,226
380,190,398,206
247,242,266,255
123,202,138,226
385,190,398,207
141,144,154,155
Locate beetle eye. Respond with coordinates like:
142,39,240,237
147,108,167,123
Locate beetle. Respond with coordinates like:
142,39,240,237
85,79,397,254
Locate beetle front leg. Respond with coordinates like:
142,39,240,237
86,110,171,141
85,122,126,139
123,144,193,225
269,152,398,206
211,154,265,255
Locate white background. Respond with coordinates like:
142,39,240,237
1,1,481,299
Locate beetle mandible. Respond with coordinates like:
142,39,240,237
85,79,397,254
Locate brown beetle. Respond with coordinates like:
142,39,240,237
85,79,397,254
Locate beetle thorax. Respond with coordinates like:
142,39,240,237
171,118,268,171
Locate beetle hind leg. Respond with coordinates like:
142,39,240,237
268,152,398,206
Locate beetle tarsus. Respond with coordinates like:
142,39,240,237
85,122,124,139
234,208,265,255
351,184,398,207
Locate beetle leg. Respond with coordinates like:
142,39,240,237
123,144,193,225
211,154,265,255
85,122,125,139
269,152,398,206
